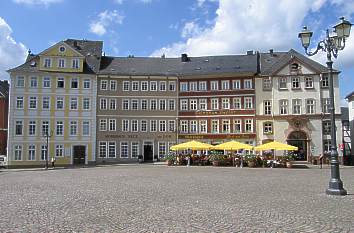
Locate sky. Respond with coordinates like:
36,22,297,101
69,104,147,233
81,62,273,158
0,0,354,104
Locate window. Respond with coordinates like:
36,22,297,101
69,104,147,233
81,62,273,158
199,120,207,133
44,58,51,68
57,77,64,88
58,59,65,68
83,121,90,136
159,120,166,132
108,142,116,158
83,98,90,110
110,80,117,91
150,81,157,91
141,81,148,91
56,121,63,136
233,98,241,110
150,99,157,110
108,99,116,110
323,139,331,154
100,119,107,131
264,101,272,115
16,97,24,109
263,78,272,90
141,99,148,110
30,77,37,88
131,120,138,132
43,77,51,88
71,78,78,89
169,81,176,91
291,77,300,89
321,74,329,88
150,120,157,132
244,79,252,89
123,81,130,91
109,119,116,131
131,99,139,110
42,121,49,136
190,82,198,91
221,80,230,90
70,98,78,110
14,145,22,160
233,119,241,133
158,142,166,158
56,145,64,157
70,121,77,136
279,99,288,115
244,97,253,109
306,99,315,114
190,99,197,110
159,99,166,111
199,81,207,91
279,77,287,89
122,99,129,110
42,97,50,110
263,122,273,134
211,119,219,133
72,59,79,69
15,120,23,135
222,98,230,109
180,99,188,111
305,77,313,88
132,81,139,91
99,142,107,158
16,76,25,87
41,145,47,160
323,121,331,135
180,120,188,133
120,142,129,158
141,120,147,132
222,119,230,133
210,81,218,91
101,80,108,90
131,142,139,158
293,99,302,114
100,98,107,110
28,121,36,136
168,99,175,111
245,119,253,133
122,119,129,132
211,98,219,110
322,98,331,113
180,82,188,92
29,97,37,109
190,120,197,133
232,80,241,89
168,120,175,132
199,99,207,110
159,81,166,91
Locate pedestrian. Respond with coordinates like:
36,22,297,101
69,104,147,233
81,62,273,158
51,157,56,169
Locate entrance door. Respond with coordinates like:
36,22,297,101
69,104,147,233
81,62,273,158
287,131,308,161
144,145,153,162
73,146,86,165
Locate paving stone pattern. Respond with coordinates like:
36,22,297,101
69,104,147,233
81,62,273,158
0,166,354,233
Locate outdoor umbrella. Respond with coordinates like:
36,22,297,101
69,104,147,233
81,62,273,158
254,141,298,151
212,140,253,167
170,140,213,151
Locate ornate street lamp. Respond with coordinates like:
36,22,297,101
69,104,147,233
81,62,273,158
298,17,352,196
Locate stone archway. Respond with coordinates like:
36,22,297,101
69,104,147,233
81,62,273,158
287,131,308,161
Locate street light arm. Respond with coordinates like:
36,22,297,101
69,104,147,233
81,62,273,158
304,40,326,56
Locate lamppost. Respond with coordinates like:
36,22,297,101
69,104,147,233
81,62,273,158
298,17,352,196
43,130,53,170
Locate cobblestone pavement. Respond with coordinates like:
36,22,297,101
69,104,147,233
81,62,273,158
1,166,354,233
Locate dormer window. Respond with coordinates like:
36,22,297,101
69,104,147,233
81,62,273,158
58,59,65,68
72,59,79,69
44,58,51,68
59,46,66,53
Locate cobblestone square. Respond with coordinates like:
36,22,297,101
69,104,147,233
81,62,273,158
0,165,354,232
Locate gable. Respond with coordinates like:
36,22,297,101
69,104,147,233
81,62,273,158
275,57,319,75
39,41,84,58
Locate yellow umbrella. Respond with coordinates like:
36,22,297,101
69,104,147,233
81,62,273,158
213,140,253,151
170,140,213,151
254,141,298,151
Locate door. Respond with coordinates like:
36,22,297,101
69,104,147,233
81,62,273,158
287,131,308,161
144,145,153,162
73,146,86,165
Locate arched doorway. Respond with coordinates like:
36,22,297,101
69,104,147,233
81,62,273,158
287,131,308,161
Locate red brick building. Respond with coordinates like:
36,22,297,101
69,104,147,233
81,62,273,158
0,80,9,155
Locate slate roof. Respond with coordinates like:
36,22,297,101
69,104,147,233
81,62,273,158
0,80,9,98
345,91,354,99
341,107,349,121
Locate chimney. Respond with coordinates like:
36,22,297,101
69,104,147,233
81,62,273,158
269,49,274,56
73,41,78,48
246,50,253,55
181,53,189,62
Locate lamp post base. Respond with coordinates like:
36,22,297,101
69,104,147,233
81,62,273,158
326,181,347,196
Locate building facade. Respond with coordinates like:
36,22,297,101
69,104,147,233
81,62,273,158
7,39,102,167
0,80,9,155
345,92,354,164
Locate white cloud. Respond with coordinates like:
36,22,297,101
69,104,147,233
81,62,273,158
13,0,63,7
113,0,153,4
89,10,124,36
181,21,203,38
0,17,27,79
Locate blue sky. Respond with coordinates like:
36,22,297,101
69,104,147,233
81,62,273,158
0,0,353,103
